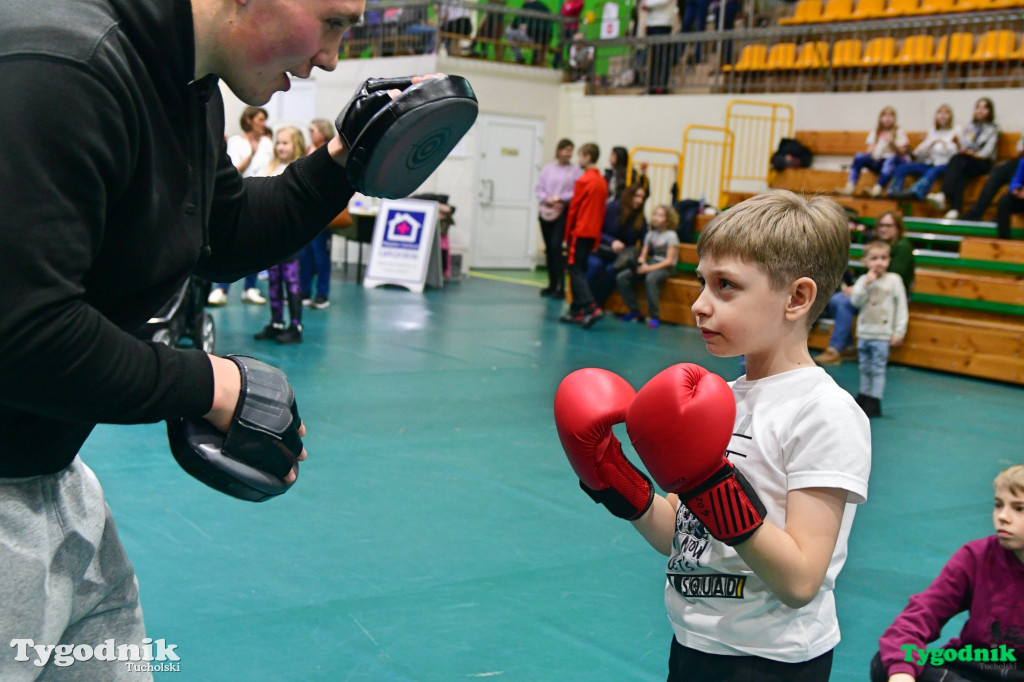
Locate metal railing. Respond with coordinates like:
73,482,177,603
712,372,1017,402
587,9,1024,93
338,3,1024,94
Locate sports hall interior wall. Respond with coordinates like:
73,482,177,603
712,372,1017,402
219,57,1024,268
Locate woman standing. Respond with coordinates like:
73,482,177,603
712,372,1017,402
535,138,582,298
209,106,274,306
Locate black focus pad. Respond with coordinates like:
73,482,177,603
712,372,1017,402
335,75,478,199
167,355,303,502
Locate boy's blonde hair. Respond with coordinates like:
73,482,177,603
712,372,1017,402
995,465,1024,496
697,190,849,325
862,240,891,258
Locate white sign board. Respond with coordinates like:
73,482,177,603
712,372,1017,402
363,199,443,293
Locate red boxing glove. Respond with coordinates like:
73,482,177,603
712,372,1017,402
554,369,654,520
626,364,765,545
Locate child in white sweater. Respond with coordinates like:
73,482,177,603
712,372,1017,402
851,240,908,417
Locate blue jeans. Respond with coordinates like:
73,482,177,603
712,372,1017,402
825,291,857,351
215,273,258,292
849,154,900,187
585,252,617,306
858,338,891,399
299,230,332,299
889,161,946,198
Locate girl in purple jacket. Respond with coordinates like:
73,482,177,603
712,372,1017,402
870,465,1024,682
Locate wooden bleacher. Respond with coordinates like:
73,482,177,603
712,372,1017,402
601,136,1024,384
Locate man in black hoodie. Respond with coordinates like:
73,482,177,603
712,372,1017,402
0,0,385,677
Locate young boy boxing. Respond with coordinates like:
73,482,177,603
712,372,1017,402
555,190,871,681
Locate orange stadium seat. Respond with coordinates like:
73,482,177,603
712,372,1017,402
852,0,887,19
831,39,863,67
885,0,920,14
779,0,824,24
794,41,831,68
971,30,1017,61
766,42,798,69
955,0,995,10
892,34,936,65
862,36,897,66
914,0,954,14
727,44,769,71
820,0,855,21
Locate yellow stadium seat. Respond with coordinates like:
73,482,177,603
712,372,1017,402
885,0,920,15
820,0,855,21
914,0,955,14
766,42,798,69
971,30,1017,61
947,32,975,62
831,39,863,67
955,0,995,10
794,41,830,68
852,0,887,19
862,36,897,66
779,0,824,24
729,44,769,72
892,34,936,65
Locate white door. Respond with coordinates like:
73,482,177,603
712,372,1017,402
473,114,543,269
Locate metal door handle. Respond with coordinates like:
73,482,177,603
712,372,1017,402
480,178,495,206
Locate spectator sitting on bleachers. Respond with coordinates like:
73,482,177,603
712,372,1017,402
890,104,961,202
586,182,648,306
927,97,1000,220
440,0,474,54
568,32,595,81
615,203,679,328
962,130,1024,222
816,210,915,366
994,157,1024,240
838,105,910,197
523,0,554,65
504,20,533,63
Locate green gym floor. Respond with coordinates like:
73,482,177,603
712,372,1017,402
83,268,1023,681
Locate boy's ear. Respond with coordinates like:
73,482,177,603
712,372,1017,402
784,277,817,322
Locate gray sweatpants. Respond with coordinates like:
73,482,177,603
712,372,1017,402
0,458,151,681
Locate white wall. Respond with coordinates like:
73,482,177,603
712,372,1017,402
220,62,1023,268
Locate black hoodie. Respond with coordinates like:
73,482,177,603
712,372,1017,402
0,0,353,475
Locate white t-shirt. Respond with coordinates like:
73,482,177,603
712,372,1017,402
226,134,274,178
664,366,871,663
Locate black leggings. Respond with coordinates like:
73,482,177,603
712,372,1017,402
667,638,833,682
538,214,566,290
941,154,994,212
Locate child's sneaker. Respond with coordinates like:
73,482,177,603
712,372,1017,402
254,322,285,341
814,346,843,366
276,324,303,344
836,181,855,196
310,296,330,310
241,287,266,305
867,185,883,198
620,312,640,322
926,192,947,211
648,318,660,328
207,287,227,306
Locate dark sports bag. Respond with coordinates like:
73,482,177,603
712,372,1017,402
771,138,813,171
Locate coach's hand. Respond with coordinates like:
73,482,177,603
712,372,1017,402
331,73,478,199
168,355,305,502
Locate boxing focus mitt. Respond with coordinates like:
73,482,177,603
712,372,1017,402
167,355,303,502
335,75,478,199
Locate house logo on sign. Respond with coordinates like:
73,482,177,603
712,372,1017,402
383,210,426,250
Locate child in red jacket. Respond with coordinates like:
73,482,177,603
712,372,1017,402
560,142,608,328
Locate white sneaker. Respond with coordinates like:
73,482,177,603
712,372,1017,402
241,287,266,305
206,288,227,306
837,181,855,196
926,192,947,211
867,185,883,198
944,209,959,220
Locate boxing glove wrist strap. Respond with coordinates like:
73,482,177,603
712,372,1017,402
680,461,766,546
